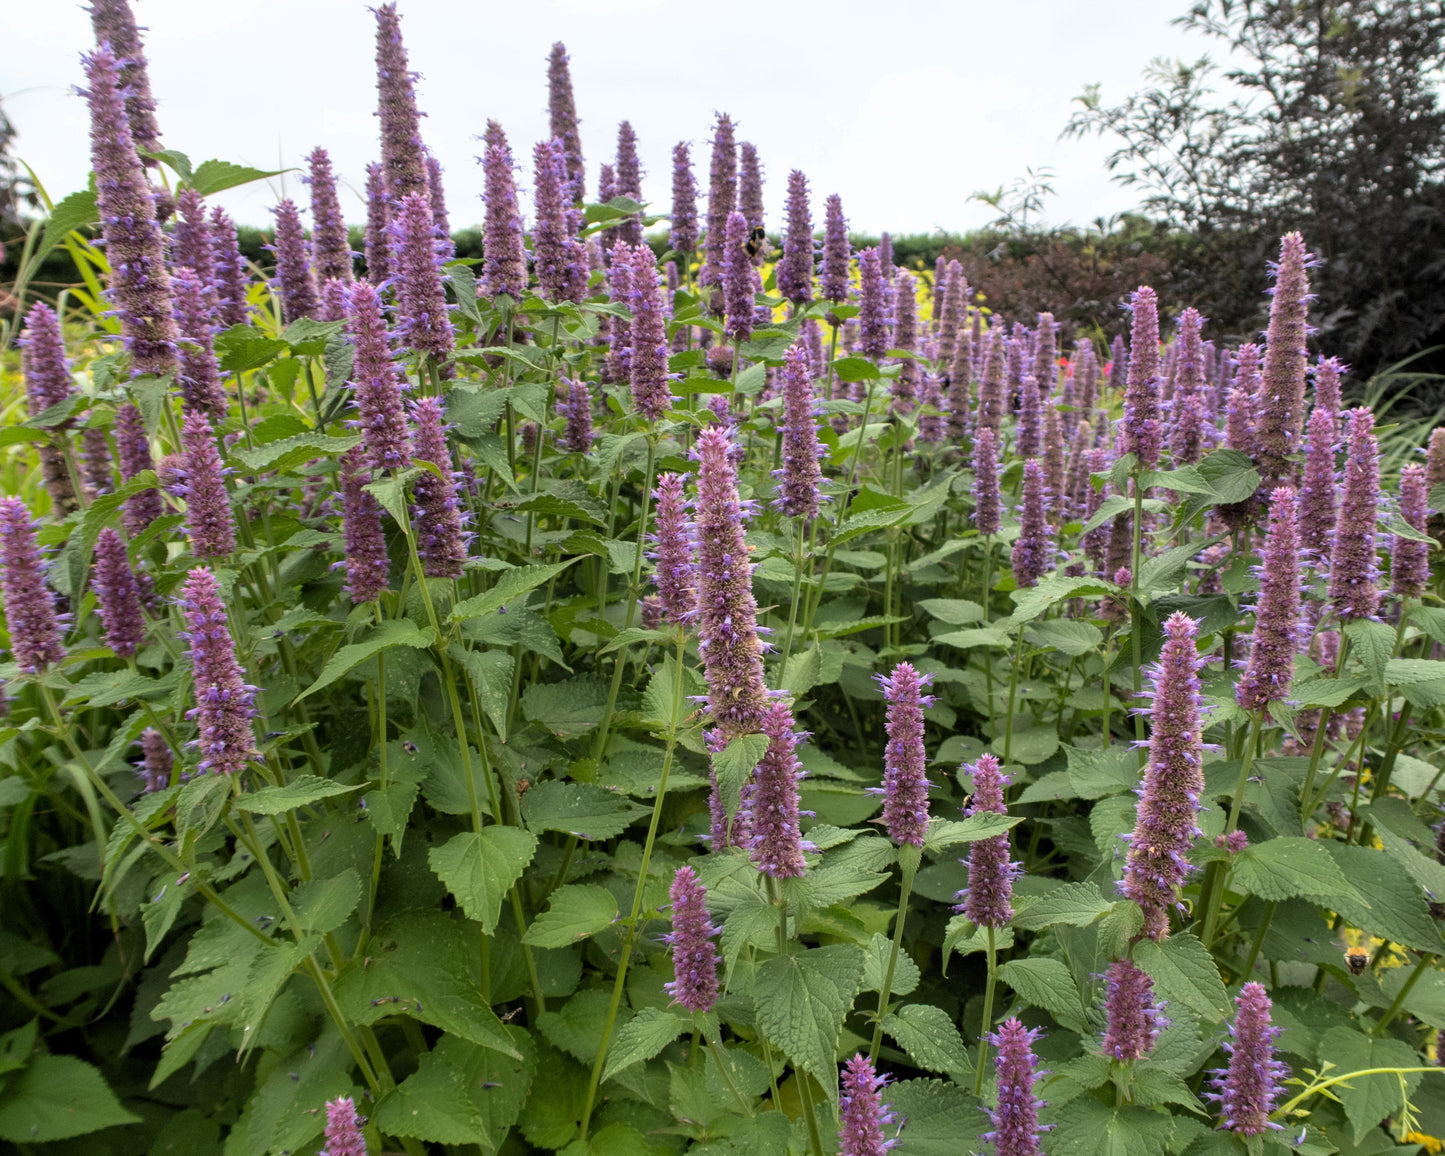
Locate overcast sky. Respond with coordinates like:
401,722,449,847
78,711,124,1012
7,0,1216,237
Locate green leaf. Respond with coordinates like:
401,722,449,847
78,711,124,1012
881,1080,975,1156
520,781,646,841
923,812,1024,851
782,644,823,697
291,869,362,936
1319,1026,1423,1144
188,159,290,197
1065,745,1139,799
997,956,1088,1031
1230,837,1361,906
1048,1098,1177,1156
1026,618,1105,656
933,626,1012,650
1133,932,1229,1022
449,644,515,741
1320,843,1444,952
429,828,539,934
601,1008,689,1083
235,774,364,815
450,559,583,623
1292,674,1370,708
712,733,770,837
880,1005,972,1080
523,884,619,948
1384,658,1445,685
1344,618,1396,690
231,431,361,473
832,356,880,382
538,990,615,1066
916,598,984,625
860,931,920,997
521,676,610,741
214,327,288,374
753,944,864,1089
37,189,99,265
1000,576,1116,628
1011,882,1112,931
0,1053,142,1142
295,619,437,703
141,874,187,961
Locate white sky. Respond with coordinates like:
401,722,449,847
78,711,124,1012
7,0,1216,237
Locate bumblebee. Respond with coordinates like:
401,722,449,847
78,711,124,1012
743,225,767,260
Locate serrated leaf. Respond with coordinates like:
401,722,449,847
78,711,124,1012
428,828,538,934
1026,618,1105,656
782,644,823,697
1011,882,1112,930
521,676,609,740
601,1008,689,1083
860,931,920,997
1319,1026,1423,1144
235,774,365,815
1344,618,1396,689
1320,843,1444,952
449,644,514,741
232,431,362,472
754,944,864,1090
1133,932,1229,1022
520,781,646,840
291,869,362,936
523,884,618,948
375,1029,535,1149
997,956,1088,1031
1048,1097,1177,1156
0,1054,141,1142
1292,674,1370,708
37,189,99,266
450,559,583,623
880,1004,972,1079
294,619,436,702
1230,837,1361,905
916,598,984,625
881,1079,975,1156
923,812,1024,851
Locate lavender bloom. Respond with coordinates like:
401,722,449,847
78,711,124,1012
664,865,720,1013
346,281,413,472
650,473,694,624
1011,461,1051,589
1209,982,1287,1136
1042,404,1066,517
136,728,172,794
171,188,215,291
547,43,585,199
172,267,230,422
390,191,455,361
670,142,699,266
1237,488,1302,712
693,426,770,738
1108,334,1128,393
482,140,528,300
20,302,78,513
974,426,1002,536
1328,407,1381,620
614,121,643,246
375,3,430,206
81,427,113,496
1081,448,1113,568
180,409,235,560
83,44,177,376
1429,428,1445,495
699,114,737,297
115,402,161,537
92,526,146,658
778,169,814,305
775,345,825,520
208,208,250,327
339,446,390,604
426,153,453,261
1314,355,1343,414
1075,340,1099,426
839,1054,895,1156
0,499,67,674
320,277,349,324
1016,370,1042,458
1256,233,1314,485
722,210,755,343
178,567,258,777
89,0,163,160
738,142,764,234
1121,611,1206,940
878,662,934,846
364,162,389,285
975,320,1007,434
1101,959,1160,1062
1393,464,1429,599
1064,424,1095,520
604,241,634,385
410,397,467,579
858,248,890,360
985,1020,1047,1156
307,147,353,286
1119,287,1162,469
629,245,672,420
270,200,320,324
532,139,587,304
750,702,807,879
821,194,850,303
1170,307,1206,464
561,378,594,454
957,754,1017,927
891,270,920,412
319,1095,368,1156
938,262,966,368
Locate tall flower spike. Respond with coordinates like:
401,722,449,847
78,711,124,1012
178,567,258,777
1237,488,1302,712
1314,355,1343,414
891,269,920,412
975,320,1007,434
722,210,755,343
270,200,320,324
91,526,145,658
1119,286,1162,469
180,409,236,560
136,728,173,794
1016,369,1042,457
374,3,430,206
775,345,825,520
171,188,215,290
390,191,455,361
1170,307,1207,464
664,865,719,1013
482,139,527,300
1042,403,1066,518
629,245,672,420
858,247,890,361
319,1095,368,1156
532,139,587,304
89,0,163,161
838,1054,895,1156
750,701,808,879
346,281,413,471
604,241,634,385
649,472,694,623
1120,611,1205,939
1209,982,1287,1136
0,498,67,675
209,208,251,327
1392,464,1429,600
308,147,353,286
426,153,453,261
1101,958,1161,1062
1430,427,1445,495
693,426,770,738
777,169,814,305
547,42,585,200
1256,233,1314,485
700,113,737,296
821,194,850,304
1296,400,1338,562
974,426,1002,537
339,446,390,604
614,120,643,246
83,44,177,376
878,662,935,846
1011,460,1051,589
364,162,389,285
1328,407,1381,621
410,397,467,579
670,141,698,266
115,402,162,538
738,142,764,236
985,1020,1047,1156
172,266,230,422
958,753,1017,927
938,261,966,367
561,378,594,454
20,302,79,513
81,427,112,496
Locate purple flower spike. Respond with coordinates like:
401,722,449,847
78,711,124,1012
878,662,935,846
821,194,850,304
775,345,825,520
1119,286,1162,469
426,153,453,261
700,113,737,297
339,447,390,604
547,43,585,200
83,43,177,376
1430,428,1445,496
664,865,720,1014
1237,487,1302,712
1121,611,1205,940
985,1019,1047,1156
346,281,413,472
722,210,755,343
209,208,251,327
533,139,588,304
390,191,455,361
115,403,162,538
858,248,890,361
604,241,634,385
778,169,813,305
750,702,808,879
89,0,163,162
1314,355,1343,414
693,426,769,738
137,728,173,794
374,3,430,207
738,142,764,236
649,473,694,624
839,1054,895,1156
670,142,699,266
1016,369,1042,458
1102,958,1161,1062
1328,407,1381,621
561,378,594,454
1393,464,1430,599
410,397,467,579
92,527,146,658
482,140,528,301
180,409,236,560
1256,233,1315,484
81,428,112,497
172,267,230,422
629,245,672,420
319,1095,368,1156
0,498,67,675
364,162,390,286
178,567,258,777
614,120,643,246
1170,307,1207,465
22,302,74,419
1209,982,1287,1136
270,200,320,324
974,426,1002,537
958,754,1017,927
308,147,353,286
1011,460,1051,589
891,270,920,412
172,188,215,291
976,320,1007,434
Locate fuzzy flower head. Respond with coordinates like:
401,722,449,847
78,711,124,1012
699,113,737,295
821,194,850,304
178,567,258,777
547,42,585,199
670,141,699,263
179,409,236,560
136,728,173,794
346,281,413,472
319,1095,368,1156
975,320,1007,434
0,498,67,675
891,270,920,412
1298,399,1339,560
1208,982,1288,1136
172,266,230,422
208,207,251,327
858,247,891,361
721,210,755,343
958,754,1018,927
339,446,390,604
374,3,430,207
532,139,588,304
389,191,455,361
270,200,320,324
1236,487,1302,712
838,1054,896,1156
974,426,1002,537
21,302,74,419
614,120,643,245
363,162,390,285
985,1019,1047,1156
1119,286,1162,469
1256,233,1315,485
1328,407,1381,621
749,702,808,879
774,344,825,520
1011,459,1051,588
1392,464,1429,600
649,472,695,625
92,527,146,658
307,147,353,286
877,663,935,846
89,0,163,159
1101,959,1162,1062
561,377,594,454
778,169,814,305
664,865,720,1014
482,138,528,300
629,244,673,420
410,397,468,579
114,403,162,538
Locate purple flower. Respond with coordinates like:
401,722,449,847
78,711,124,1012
532,139,587,304
547,43,585,200
1042,403,1066,518
1393,464,1429,599
410,397,467,579
1170,307,1207,464
700,114,737,297
346,280,413,472
92,526,146,658
426,153,453,261
1101,958,1161,1062
693,426,769,738
891,270,920,412
374,3,430,207
178,567,258,777
209,207,251,327
664,865,720,1013
82,427,113,496
83,43,177,377
1108,334,1128,393
172,266,230,422
1015,369,1042,458
774,345,825,520
858,248,890,361
561,378,594,454
614,120,643,246
320,277,349,324
171,188,215,293
1429,429,1445,496
340,446,390,604
738,142,764,236
722,210,755,343
1237,487,1302,712
89,0,163,160
1064,424,1095,521
821,194,850,304
629,245,672,420
750,702,807,879
136,728,173,794
319,1094,368,1156
270,200,320,324
1011,460,1051,589
1314,355,1343,414
937,261,965,368
975,320,1007,435
985,1019,1047,1156
1208,982,1287,1136
0,498,67,674
778,169,813,305
1328,407,1381,621
878,662,934,846
390,191,455,361
1074,339,1099,426
670,141,699,266
115,402,162,538
1256,233,1315,485
1081,449,1113,568
974,426,1002,537
1121,611,1206,940
649,472,694,624
958,754,1017,927
838,1054,895,1156
20,302,78,512
180,409,236,560
597,162,618,253
482,139,527,301
1119,287,1162,470
1033,312,1057,393
363,162,390,286
308,147,353,286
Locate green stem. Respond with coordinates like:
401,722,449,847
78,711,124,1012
1374,953,1435,1035
1198,711,1261,947
1128,480,1145,753
1239,900,1276,982
1299,632,1352,817
974,924,998,1095
867,845,919,1062
705,1028,756,1117
1003,632,1026,764
778,519,808,677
